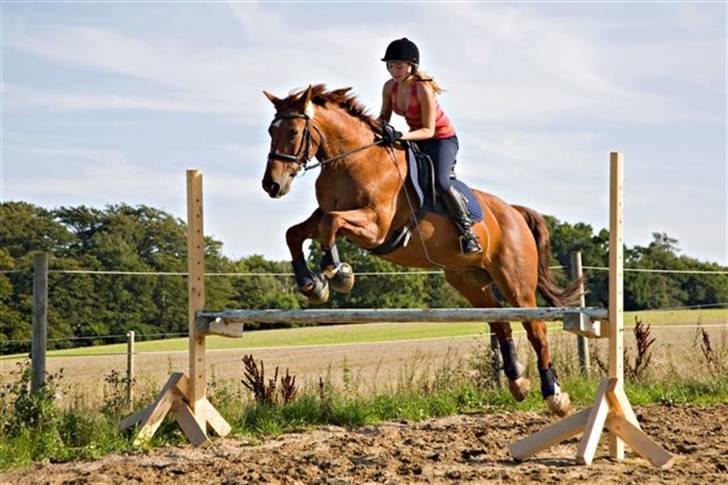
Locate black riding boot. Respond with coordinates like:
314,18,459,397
441,186,482,254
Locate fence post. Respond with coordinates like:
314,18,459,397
127,330,135,409
570,251,590,376
31,252,48,394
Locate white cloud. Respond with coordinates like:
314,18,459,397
5,142,174,204
3,83,244,114
221,142,269,161
6,23,269,115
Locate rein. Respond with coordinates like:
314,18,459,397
304,139,386,172
267,111,386,173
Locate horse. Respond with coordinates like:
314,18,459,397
261,84,582,416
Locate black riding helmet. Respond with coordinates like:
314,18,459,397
381,38,419,65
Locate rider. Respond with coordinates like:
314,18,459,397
377,37,481,254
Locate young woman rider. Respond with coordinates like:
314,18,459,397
377,37,481,254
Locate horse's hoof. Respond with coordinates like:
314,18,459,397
507,376,531,402
327,263,354,293
303,276,329,305
545,392,571,417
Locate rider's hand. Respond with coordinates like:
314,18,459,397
379,123,403,145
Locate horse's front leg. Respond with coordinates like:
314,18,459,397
286,209,329,304
318,208,382,294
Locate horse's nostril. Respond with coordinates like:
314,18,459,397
270,182,280,197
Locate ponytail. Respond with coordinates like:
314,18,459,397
411,65,444,95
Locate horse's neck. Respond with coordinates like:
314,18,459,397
316,107,373,159
314,107,412,230
316,107,406,183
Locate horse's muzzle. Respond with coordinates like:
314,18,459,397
262,178,281,198
262,162,294,198
262,173,292,198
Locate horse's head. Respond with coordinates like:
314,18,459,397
262,85,323,198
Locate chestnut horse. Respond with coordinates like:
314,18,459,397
261,85,581,416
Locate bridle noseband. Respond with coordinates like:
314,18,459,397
267,112,326,170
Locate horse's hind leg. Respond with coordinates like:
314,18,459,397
444,270,531,401
522,317,570,416
493,271,571,417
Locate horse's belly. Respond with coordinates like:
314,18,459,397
377,214,483,269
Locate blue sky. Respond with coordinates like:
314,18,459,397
1,1,726,265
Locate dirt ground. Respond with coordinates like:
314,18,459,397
2,403,726,484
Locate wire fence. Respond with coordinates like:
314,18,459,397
1,266,725,277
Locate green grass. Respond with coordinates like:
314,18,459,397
215,375,728,437
46,321,503,358
2,308,724,360
625,308,727,326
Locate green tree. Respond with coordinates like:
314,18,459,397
0,202,75,258
544,216,609,307
625,233,728,310
0,248,26,351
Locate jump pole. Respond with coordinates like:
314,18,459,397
120,170,231,446
508,152,674,468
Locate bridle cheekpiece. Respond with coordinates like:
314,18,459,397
267,112,326,170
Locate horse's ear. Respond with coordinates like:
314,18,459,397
301,85,313,104
302,85,315,118
263,90,280,106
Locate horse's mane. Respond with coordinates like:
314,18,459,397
281,84,381,132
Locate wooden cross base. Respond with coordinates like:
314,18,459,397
509,378,675,469
119,372,231,446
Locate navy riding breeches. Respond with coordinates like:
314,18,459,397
415,135,459,191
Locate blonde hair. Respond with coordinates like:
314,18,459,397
411,65,444,95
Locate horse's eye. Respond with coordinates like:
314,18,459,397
289,129,298,139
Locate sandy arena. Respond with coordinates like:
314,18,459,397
2,404,726,484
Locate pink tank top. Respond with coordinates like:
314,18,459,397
391,81,456,139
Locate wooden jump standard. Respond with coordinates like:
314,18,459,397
121,154,673,469
508,153,673,468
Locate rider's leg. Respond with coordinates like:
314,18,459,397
420,136,481,254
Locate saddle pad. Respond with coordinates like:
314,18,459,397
406,145,483,222
446,179,484,222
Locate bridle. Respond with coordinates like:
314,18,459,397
267,112,326,171
267,111,386,173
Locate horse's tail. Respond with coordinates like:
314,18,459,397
512,204,585,307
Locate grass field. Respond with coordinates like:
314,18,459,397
1,307,726,360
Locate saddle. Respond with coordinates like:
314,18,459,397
370,142,483,255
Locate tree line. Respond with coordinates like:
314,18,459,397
1,201,726,353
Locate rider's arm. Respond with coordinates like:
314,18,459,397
378,80,393,123
400,82,436,141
